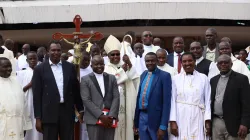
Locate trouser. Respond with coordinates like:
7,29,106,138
42,104,74,140
139,111,168,140
86,124,115,140
212,117,241,140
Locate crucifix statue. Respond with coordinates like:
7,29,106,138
52,15,103,140
52,15,104,66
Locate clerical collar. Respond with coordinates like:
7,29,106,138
184,70,195,75
220,70,232,78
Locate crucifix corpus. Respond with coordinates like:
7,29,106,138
52,14,104,67
52,15,103,140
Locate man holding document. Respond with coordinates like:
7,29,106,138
80,55,120,140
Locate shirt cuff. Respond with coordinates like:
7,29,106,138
159,125,167,131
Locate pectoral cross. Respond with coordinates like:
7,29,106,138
191,135,196,140
9,132,16,139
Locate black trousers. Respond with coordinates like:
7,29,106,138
43,104,74,140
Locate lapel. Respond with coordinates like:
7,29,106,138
89,72,103,98
103,72,109,98
149,69,160,98
202,45,208,58
211,75,220,102
168,53,174,67
223,71,235,101
62,61,70,92
44,60,59,94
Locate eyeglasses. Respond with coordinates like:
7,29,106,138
144,34,152,37
110,53,120,56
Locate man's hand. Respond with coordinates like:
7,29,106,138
205,120,211,136
122,55,132,68
35,119,43,133
237,125,248,139
23,82,32,92
99,115,113,128
157,129,166,140
170,121,179,137
133,127,139,135
77,113,84,123
122,64,128,72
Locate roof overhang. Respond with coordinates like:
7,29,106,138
0,0,250,24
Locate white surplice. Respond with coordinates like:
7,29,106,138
17,54,29,71
209,54,250,83
0,47,17,77
169,71,211,140
120,41,134,59
130,54,147,76
157,63,178,78
0,76,32,140
79,66,92,140
104,61,140,140
143,44,160,55
17,67,43,140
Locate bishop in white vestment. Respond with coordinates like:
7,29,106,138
0,57,32,140
103,35,140,140
169,53,211,140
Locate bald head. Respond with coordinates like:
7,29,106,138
190,41,201,48
153,38,161,46
22,44,30,55
219,41,231,56
141,31,153,46
156,49,167,66
172,37,185,53
205,28,217,46
206,28,217,35
217,54,232,74
90,44,101,57
133,43,144,57
221,37,232,46
4,39,14,50
91,55,104,74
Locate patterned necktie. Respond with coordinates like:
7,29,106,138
177,53,181,73
142,72,152,109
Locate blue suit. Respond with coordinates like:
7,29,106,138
134,68,172,140
166,53,174,67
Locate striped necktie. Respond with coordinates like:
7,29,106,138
142,72,152,109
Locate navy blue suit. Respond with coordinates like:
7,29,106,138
167,53,174,67
134,68,172,140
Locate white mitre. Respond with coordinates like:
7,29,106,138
104,35,122,54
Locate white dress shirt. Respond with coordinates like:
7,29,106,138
206,47,216,62
143,44,160,55
173,51,184,71
49,59,64,103
94,72,105,97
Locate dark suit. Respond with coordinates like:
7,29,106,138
134,68,172,140
80,72,120,140
167,53,174,67
32,60,83,140
202,43,220,62
210,71,250,137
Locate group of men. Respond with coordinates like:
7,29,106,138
0,27,250,140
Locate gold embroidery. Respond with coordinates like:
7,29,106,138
191,135,196,140
9,132,16,139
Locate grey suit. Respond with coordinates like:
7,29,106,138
202,43,220,62
80,72,120,140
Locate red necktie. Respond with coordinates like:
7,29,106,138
177,54,181,73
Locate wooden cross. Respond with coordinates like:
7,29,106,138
52,15,103,41
9,132,16,139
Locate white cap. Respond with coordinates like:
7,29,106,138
68,49,74,55
104,35,121,54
